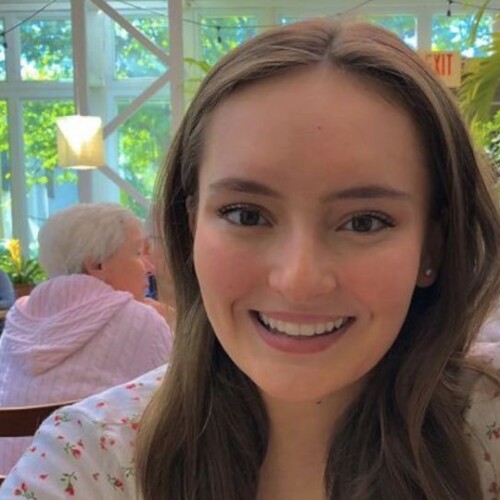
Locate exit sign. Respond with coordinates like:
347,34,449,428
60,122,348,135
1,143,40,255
421,51,462,88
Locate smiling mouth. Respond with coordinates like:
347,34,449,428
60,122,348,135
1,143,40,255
255,311,353,338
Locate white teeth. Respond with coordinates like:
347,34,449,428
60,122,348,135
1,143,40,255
257,313,349,337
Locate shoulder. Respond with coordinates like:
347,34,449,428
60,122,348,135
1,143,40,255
119,299,172,340
0,365,167,498
465,343,500,496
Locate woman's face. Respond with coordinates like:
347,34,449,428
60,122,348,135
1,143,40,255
101,221,153,301
192,66,436,404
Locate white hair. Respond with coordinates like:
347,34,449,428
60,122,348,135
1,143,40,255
38,203,144,278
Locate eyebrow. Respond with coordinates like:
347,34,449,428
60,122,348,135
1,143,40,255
209,177,410,202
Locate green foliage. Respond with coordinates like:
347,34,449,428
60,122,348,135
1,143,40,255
475,110,500,176
432,13,492,57
115,16,169,79
200,16,257,66
117,99,171,217
23,100,77,187
459,35,500,125
0,239,46,284
363,15,417,48
457,0,500,126
20,20,73,81
0,101,7,157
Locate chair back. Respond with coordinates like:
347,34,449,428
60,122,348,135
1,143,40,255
0,400,77,486
0,400,77,438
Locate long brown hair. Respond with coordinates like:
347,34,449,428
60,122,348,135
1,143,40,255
136,20,500,499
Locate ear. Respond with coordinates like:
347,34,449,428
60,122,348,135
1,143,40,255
416,220,442,288
83,257,106,281
186,195,197,235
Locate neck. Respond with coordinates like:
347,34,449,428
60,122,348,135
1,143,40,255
257,384,362,500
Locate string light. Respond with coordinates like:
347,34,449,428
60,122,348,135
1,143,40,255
2,0,500,52
117,0,376,30
0,0,58,50
448,0,500,12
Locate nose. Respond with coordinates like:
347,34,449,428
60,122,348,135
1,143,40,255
268,231,337,303
142,254,155,274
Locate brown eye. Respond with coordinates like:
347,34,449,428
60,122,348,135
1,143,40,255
341,213,393,233
218,205,269,227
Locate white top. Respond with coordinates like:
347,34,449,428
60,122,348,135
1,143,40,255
0,274,173,475
1,345,500,499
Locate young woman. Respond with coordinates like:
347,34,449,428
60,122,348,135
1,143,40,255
2,20,500,500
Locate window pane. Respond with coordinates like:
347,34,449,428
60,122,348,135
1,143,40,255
23,100,78,244
0,100,12,240
364,15,417,49
201,16,257,66
117,97,171,218
280,16,305,25
115,16,169,79
20,19,73,81
0,20,5,81
432,14,493,57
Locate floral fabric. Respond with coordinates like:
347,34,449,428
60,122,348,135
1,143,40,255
0,274,173,475
2,345,500,499
0,365,166,499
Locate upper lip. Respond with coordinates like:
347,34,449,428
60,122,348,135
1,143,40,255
254,310,351,324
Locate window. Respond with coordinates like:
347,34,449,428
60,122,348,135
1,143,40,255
20,19,73,81
117,97,171,218
0,100,11,239
432,14,493,57
0,20,5,81
364,15,417,49
200,16,258,66
114,16,169,79
23,100,77,239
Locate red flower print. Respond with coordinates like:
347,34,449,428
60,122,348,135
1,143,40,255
13,482,37,498
60,472,77,497
92,472,100,481
99,436,107,450
96,401,106,408
490,482,499,494
125,383,136,389
486,422,500,440
107,474,125,491
64,442,83,459
39,474,48,479
485,452,492,462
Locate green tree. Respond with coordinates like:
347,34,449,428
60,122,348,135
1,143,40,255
364,15,417,48
23,100,76,187
115,16,169,79
117,99,171,218
432,14,492,56
201,16,257,66
20,20,73,81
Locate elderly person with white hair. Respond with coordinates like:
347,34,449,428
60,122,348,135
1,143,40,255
0,203,173,476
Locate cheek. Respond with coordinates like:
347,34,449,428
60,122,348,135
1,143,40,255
343,242,422,314
194,229,261,305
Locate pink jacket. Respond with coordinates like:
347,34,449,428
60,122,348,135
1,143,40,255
0,274,173,474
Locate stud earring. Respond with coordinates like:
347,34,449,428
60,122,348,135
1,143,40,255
424,268,433,277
